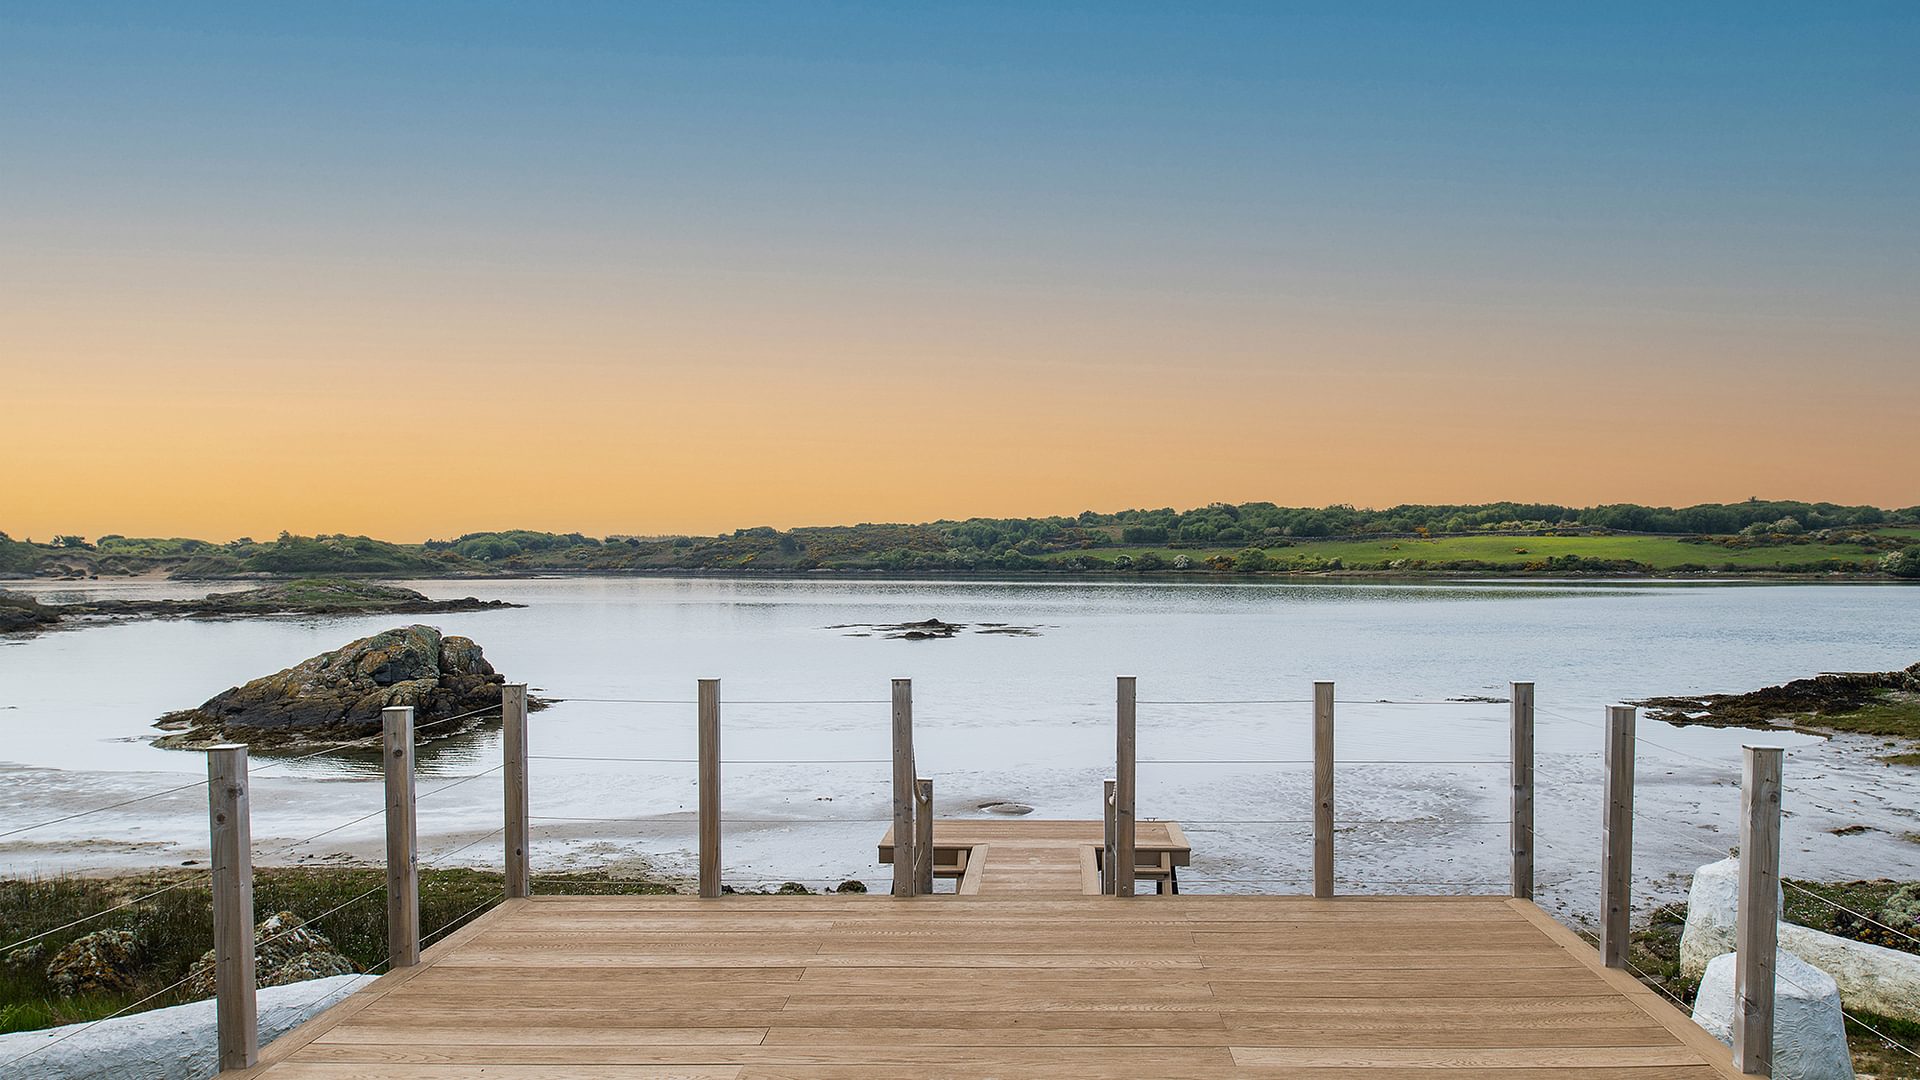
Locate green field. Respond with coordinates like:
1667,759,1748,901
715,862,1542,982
1092,533,1889,573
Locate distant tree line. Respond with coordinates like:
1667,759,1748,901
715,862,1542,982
5,499,1917,579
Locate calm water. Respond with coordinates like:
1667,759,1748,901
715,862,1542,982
3,577,1916,916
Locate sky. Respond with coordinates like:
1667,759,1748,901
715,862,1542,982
2,2,1915,541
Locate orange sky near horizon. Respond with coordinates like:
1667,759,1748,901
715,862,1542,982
7,261,1914,543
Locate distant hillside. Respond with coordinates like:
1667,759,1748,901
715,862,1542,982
6,499,1919,580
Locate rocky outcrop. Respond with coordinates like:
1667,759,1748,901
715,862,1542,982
82,579,517,620
0,973,372,1080
0,591,61,634
3,580,517,639
45,929,142,996
182,912,355,997
1639,663,1920,729
1692,949,1855,1080
1682,858,1920,1023
154,625,514,749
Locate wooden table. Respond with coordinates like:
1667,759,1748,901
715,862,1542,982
878,819,1191,895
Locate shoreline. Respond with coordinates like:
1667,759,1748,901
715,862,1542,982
10,566,1915,586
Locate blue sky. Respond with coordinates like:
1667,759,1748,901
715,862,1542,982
3,3,1916,536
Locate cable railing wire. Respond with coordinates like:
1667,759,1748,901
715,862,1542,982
413,763,505,802
530,754,696,764
1769,948,1920,1062
251,705,503,774
420,825,507,867
0,965,207,1070
421,897,501,948
1178,818,1507,827
0,873,211,955
1138,758,1505,765
1137,699,1505,706
255,884,386,953
547,696,890,705
0,777,210,842
1781,880,1920,951
525,754,887,765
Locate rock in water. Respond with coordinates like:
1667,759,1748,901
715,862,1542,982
1692,949,1855,1080
154,624,509,749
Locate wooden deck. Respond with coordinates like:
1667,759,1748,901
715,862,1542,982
230,893,1741,1079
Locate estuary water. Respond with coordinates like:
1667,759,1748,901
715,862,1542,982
2,576,1916,918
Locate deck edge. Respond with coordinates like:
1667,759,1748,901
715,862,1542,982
217,895,530,1078
1505,898,1745,1080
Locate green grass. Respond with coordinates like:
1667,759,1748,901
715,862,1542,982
1819,692,1920,741
1089,533,1886,573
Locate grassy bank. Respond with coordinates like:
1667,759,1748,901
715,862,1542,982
1622,880,1920,1079
8,498,1919,581
1639,662,1920,766
0,867,675,1035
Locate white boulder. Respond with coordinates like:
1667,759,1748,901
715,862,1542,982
1681,857,1920,1023
1692,950,1854,1080
0,973,371,1079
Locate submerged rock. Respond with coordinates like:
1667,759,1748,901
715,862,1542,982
153,624,515,749
46,929,142,996
183,911,355,998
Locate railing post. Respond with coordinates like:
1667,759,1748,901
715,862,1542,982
1734,745,1784,1075
1511,681,1535,900
1102,777,1117,895
698,679,721,899
891,678,916,897
207,744,256,1072
1313,681,1335,898
503,683,530,900
1115,677,1136,898
1599,704,1637,968
914,778,934,894
383,706,419,969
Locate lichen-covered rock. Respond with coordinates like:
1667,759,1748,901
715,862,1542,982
1682,858,1920,1023
1884,884,1920,936
46,929,142,996
153,625,510,748
182,911,356,998
1692,950,1855,1080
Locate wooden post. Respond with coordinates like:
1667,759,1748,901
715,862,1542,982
914,778,934,894
383,706,419,969
1115,677,1136,899
207,744,256,1072
1511,681,1535,900
698,679,721,899
1599,704,1637,968
1102,778,1117,895
1734,745,1784,1075
503,683,530,900
1313,681,1335,898
891,679,916,898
